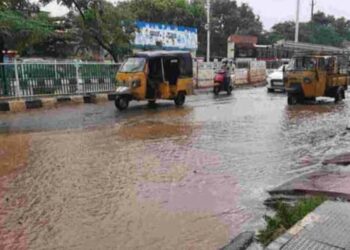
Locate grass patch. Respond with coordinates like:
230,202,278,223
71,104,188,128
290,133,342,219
257,196,326,246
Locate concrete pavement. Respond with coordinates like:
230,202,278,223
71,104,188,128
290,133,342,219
266,201,350,250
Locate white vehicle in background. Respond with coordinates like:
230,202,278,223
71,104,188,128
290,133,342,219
267,65,284,92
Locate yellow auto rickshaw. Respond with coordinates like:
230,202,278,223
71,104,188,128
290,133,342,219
285,54,350,105
115,51,194,110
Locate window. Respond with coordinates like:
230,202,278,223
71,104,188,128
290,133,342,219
119,57,145,73
179,54,193,77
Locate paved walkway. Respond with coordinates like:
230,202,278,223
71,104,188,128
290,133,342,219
266,201,350,250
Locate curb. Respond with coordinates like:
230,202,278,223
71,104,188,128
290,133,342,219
220,231,255,250
0,92,115,113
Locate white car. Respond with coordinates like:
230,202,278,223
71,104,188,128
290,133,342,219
267,66,284,92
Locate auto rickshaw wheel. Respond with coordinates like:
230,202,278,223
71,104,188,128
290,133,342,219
227,85,233,95
115,96,129,111
213,85,220,95
335,87,344,103
287,95,298,105
148,100,156,108
174,93,186,106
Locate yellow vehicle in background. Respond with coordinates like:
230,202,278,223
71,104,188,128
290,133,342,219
285,54,350,105
115,51,194,111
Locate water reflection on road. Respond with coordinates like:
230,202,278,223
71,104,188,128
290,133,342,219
1,88,350,249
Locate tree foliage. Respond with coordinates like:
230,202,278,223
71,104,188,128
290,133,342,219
0,0,53,62
210,0,262,58
263,11,350,47
40,0,136,61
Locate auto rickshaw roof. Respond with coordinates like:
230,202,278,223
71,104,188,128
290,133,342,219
293,51,350,58
134,50,191,58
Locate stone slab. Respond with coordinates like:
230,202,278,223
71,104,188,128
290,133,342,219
323,152,350,166
269,171,350,200
220,231,255,250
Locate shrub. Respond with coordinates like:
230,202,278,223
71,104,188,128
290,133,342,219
257,196,326,246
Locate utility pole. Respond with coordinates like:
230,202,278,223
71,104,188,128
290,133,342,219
295,0,300,43
311,0,316,21
206,0,210,62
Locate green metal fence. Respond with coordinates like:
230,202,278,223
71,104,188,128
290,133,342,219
0,61,121,97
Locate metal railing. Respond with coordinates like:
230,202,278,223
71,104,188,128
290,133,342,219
0,61,121,97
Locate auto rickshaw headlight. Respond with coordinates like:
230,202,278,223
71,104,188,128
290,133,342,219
131,80,141,88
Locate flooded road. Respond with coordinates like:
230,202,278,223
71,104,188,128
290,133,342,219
1,87,350,249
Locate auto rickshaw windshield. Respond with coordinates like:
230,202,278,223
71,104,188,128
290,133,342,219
289,57,317,71
119,57,146,73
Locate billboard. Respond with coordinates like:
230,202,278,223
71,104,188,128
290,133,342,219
134,21,198,50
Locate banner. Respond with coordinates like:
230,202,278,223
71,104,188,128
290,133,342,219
134,21,198,50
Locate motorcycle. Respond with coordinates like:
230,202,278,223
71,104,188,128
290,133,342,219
213,69,233,95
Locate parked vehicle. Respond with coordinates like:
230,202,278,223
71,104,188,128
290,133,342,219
285,54,350,105
267,66,285,92
213,59,234,95
115,51,193,111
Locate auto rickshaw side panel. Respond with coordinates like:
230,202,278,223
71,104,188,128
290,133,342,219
158,82,171,99
300,71,318,97
314,70,327,97
326,74,349,88
176,78,194,96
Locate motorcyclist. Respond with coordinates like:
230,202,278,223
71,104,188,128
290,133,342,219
221,58,231,89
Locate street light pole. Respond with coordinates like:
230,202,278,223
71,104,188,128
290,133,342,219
295,0,300,43
206,0,210,62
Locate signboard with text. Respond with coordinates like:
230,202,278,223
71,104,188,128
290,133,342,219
134,21,198,50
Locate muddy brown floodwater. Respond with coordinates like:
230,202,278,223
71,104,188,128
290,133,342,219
1,87,350,249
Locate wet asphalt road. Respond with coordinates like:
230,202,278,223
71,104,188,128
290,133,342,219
1,87,350,249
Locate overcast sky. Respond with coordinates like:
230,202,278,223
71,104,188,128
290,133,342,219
38,0,350,30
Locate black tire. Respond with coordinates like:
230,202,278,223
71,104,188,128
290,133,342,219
335,88,344,103
213,85,220,95
115,96,129,111
287,95,298,105
174,92,186,106
148,100,156,107
227,85,233,95
267,88,274,93
305,97,316,102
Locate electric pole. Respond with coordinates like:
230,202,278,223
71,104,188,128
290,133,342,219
206,0,210,62
311,0,316,21
295,0,300,43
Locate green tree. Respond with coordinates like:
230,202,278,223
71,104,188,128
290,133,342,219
41,0,136,62
264,11,350,47
312,11,335,26
23,14,78,58
310,25,343,46
0,0,52,62
209,0,262,58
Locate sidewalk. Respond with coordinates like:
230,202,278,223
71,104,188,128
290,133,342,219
0,93,117,112
266,201,350,250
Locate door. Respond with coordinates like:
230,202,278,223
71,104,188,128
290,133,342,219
146,58,162,99
160,57,171,99
315,58,327,97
